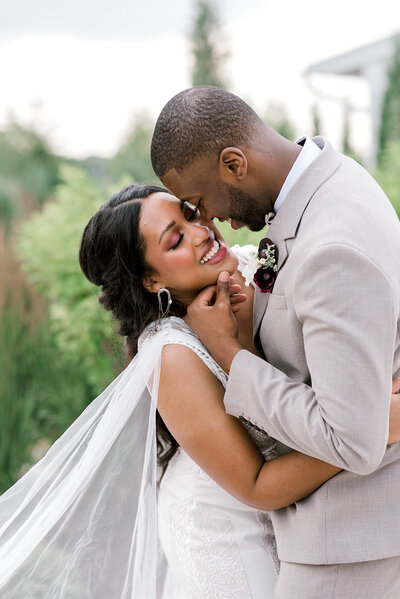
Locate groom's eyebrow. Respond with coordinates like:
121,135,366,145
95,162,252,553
159,221,176,244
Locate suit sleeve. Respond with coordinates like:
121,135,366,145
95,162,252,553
224,243,398,475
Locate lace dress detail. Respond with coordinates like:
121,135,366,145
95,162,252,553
239,417,277,462
167,498,250,599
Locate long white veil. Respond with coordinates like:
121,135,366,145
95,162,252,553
0,321,175,598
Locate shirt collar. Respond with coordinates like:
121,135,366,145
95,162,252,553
271,136,321,218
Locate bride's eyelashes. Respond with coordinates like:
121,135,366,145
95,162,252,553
169,232,184,250
168,201,204,250
168,202,200,250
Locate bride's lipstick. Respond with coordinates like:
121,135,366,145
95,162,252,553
200,239,227,265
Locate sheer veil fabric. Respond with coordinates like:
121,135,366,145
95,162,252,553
0,246,257,597
0,319,200,598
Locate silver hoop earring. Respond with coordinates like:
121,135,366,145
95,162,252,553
157,287,172,319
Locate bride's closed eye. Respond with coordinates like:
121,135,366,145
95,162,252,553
170,232,184,250
168,202,200,250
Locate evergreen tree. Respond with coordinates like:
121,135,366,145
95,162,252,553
263,102,296,140
190,0,228,88
379,34,400,160
341,101,362,163
110,112,156,184
375,141,400,217
311,104,322,136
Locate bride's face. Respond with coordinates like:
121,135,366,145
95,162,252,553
140,192,238,306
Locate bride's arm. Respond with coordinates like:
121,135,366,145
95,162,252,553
158,343,340,511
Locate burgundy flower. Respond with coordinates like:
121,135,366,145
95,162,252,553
253,267,277,293
253,237,278,293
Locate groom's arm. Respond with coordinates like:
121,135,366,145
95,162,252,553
187,244,398,475
225,244,398,475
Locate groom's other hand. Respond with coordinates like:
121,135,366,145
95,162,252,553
388,377,400,444
185,271,244,373
392,377,400,395
389,398,400,445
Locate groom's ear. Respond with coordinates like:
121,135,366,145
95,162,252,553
218,147,248,182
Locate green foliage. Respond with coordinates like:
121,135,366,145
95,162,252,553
311,104,322,137
374,141,400,217
0,306,92,492
379,35,400,159
263,102,296,140
0,121,60,217
341,103,363,164
110,112,156,184
216,220,265,249
190,0,228,88
342,102,352,155
0,183,18,236
18,164,124,395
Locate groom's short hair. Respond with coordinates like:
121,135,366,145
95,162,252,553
151,86,262,177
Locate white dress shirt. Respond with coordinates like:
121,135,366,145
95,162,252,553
273,136,321,215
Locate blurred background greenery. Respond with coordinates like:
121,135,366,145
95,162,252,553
1,0,399,492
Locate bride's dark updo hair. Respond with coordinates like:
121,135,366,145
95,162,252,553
79,183,183,471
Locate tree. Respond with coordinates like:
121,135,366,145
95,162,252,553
263,101,296,140
110,112,156,184
0,119,61,238
0,120,60,208
190,0,228,88
18,164,124,395
341,100,361,163
311,103,322,137
379,34,400,160
375,141,400,218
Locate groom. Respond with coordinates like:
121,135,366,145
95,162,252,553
150,86,400,598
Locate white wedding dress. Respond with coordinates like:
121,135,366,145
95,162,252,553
151,317,279,599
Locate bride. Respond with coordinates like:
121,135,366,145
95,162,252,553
1,183,399,598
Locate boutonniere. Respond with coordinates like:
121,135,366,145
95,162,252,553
242,238,278,293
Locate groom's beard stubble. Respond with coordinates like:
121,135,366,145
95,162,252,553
223,182,266,232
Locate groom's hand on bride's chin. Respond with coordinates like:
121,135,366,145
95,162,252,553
185,271,244,373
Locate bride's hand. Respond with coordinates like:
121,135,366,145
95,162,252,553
388,378,400,444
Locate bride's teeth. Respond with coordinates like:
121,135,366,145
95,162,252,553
200,240,219,264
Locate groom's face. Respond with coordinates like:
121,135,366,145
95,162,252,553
161,160,266,232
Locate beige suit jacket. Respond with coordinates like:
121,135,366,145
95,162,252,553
224,137,400,565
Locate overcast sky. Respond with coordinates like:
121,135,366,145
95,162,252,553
0,0,399,158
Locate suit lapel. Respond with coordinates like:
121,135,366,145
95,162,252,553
252,137,342,342
253,287,270,341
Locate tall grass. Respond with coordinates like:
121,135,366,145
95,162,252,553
0,232,93,493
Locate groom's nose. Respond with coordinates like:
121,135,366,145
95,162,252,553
197,203,214,222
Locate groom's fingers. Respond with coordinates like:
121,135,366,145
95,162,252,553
215,271,231,307
229,283,242,296
229,294,247,305
192,284,217,308
229,283,247,306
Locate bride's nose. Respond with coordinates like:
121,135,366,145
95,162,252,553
190,223,211,246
